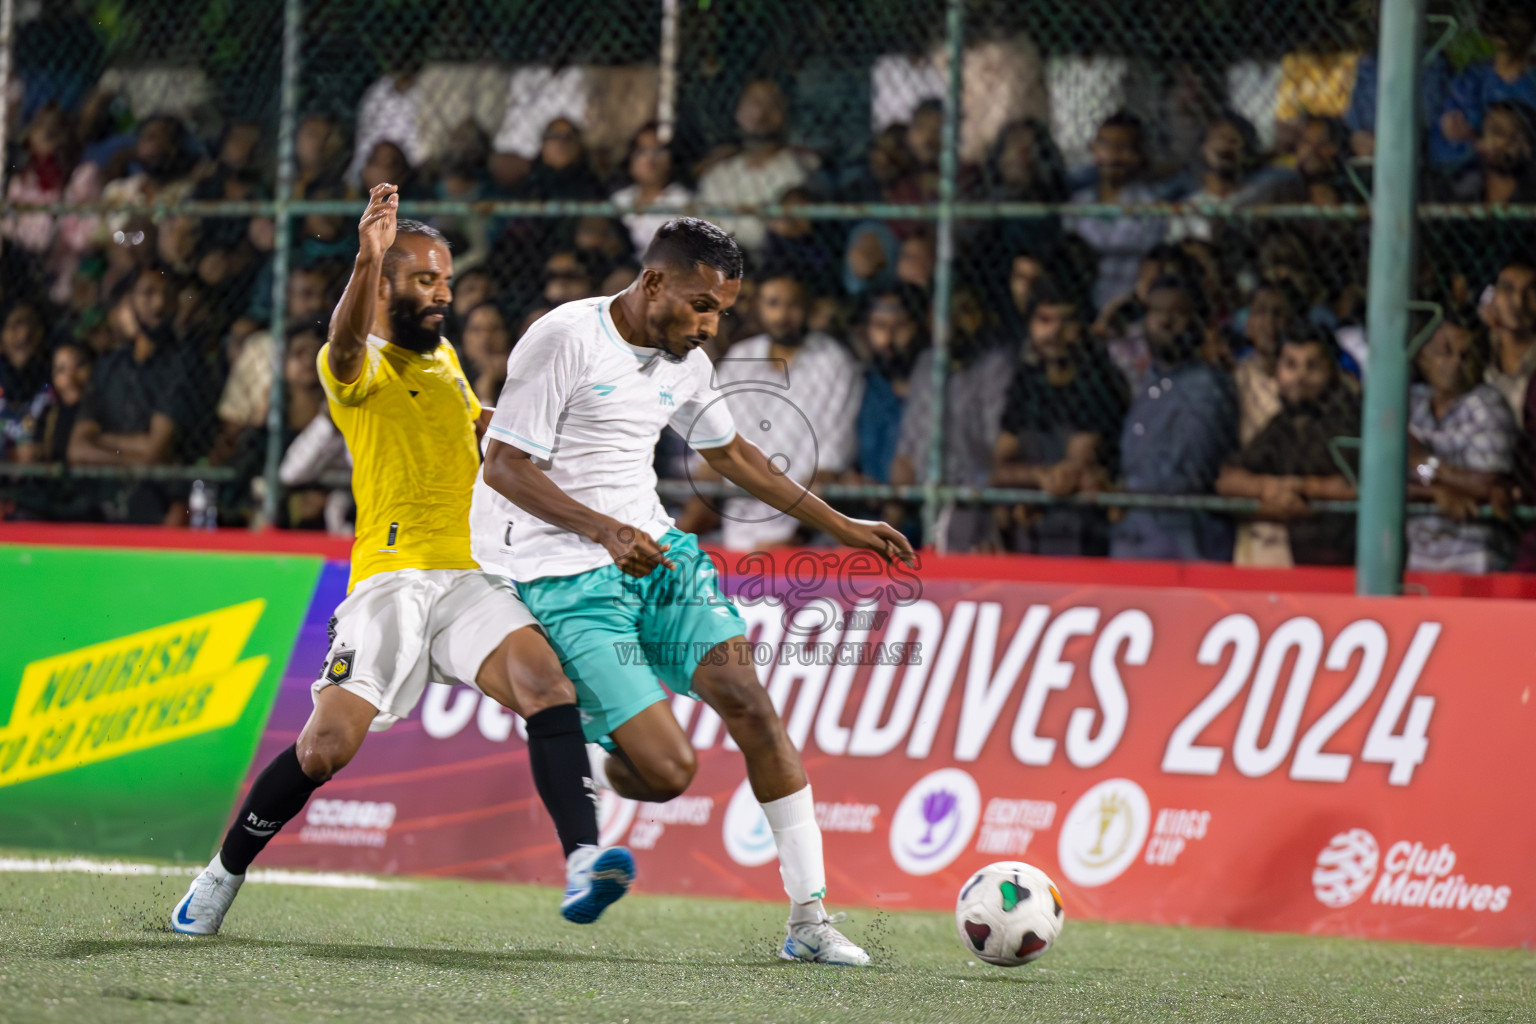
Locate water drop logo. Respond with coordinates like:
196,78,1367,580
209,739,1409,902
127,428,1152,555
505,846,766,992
722,777,777,867
889,768,981,875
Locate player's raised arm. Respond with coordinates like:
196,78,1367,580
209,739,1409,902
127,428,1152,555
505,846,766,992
697,434,916,566
327,182,399,385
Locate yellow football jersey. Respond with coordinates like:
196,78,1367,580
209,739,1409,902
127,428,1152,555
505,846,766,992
318,334,482,590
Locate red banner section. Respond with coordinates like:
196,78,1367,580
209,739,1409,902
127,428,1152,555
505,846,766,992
241,553,1534,948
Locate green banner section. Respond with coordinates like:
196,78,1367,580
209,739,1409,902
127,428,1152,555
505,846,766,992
0,546,320,860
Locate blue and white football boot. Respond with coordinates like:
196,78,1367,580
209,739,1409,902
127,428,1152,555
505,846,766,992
560,844,635,924
171,854,244,935
780,912,872,966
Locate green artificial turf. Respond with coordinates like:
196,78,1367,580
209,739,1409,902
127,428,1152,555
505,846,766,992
0,854,1530,1023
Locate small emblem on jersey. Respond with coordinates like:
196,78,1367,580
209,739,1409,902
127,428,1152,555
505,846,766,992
659,388,674,407
327,650,355,682
409,389,420,398
592,383,616,396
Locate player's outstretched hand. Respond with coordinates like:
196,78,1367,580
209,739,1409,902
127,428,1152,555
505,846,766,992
358,183,399,263
598,521,677,577
834,517,916,567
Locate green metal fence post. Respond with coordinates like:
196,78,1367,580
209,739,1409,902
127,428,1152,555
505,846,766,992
1357,0,1425,595
922,0,965,549
261,0,303,529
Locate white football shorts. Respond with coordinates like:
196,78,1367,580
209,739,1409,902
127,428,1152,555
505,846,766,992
313,567,539,730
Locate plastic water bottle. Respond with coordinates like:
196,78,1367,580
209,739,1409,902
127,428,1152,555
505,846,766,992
189,480,216,531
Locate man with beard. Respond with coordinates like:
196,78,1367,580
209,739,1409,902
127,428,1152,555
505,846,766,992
470,218,912,966
67,265,193,523
1437,103,1536,294
677,266,864,549
1110,274,1238,561
1482,257,1536,422
170,184,635,936
1166,110,1281,244
1217,326,1360,566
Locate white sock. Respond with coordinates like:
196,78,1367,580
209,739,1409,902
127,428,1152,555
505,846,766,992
586,743,612,792
760,784,827,922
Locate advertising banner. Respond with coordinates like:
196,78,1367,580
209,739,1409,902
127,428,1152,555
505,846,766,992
249,555,1534,948
0,545,319,859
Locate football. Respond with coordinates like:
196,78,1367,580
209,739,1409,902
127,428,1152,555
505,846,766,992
954,861,1065,967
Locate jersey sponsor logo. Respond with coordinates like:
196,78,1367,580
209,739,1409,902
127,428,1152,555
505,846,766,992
889,767,981,875
1056,778,1150,887
0,601,270,788
408,390,420,398
658,388,675,407
591,383,616,397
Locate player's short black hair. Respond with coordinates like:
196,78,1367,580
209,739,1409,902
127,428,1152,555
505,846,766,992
383,219,448,279
643,217,744,281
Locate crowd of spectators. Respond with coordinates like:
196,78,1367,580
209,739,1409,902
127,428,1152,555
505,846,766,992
7,3,1536,574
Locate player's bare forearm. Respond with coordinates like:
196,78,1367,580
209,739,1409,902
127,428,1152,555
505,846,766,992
328,183,398,385
700,435,915,564
483,439,618,543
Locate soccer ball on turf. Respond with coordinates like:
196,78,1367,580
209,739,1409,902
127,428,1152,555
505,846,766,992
954,861,1064,967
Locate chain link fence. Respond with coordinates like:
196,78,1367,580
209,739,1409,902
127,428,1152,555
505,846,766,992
0,0,1530,577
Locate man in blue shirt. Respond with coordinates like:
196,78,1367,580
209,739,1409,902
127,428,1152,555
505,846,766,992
1111,275,1237,561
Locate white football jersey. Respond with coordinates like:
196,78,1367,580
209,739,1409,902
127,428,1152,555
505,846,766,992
470,296,737,581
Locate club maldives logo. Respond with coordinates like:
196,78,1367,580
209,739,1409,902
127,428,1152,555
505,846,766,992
722,777,777,867
888,768,981,875
1312,829,1512,913
1312,828,1380,907
1057,778,1151,887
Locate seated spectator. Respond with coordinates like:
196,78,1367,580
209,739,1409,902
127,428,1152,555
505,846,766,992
68,265,193,524
1445,100,1536,204
695,79,820,257
293,112,348,193
96,115,198,243
1482,257,1536,422
1438,1,1536,173
889,285,1013,552
541,249,601,307
491,64,587,189
853,284,928,484
1111,275,1238,561
1065,112,1167,310
1233,279,1306,445
459,302,514,405
1406,314,1517,573
1293,114,1353,206
0,300,53,461
213,265,336,465
3,341,94,519
1167,110,1282,243
3,105,80,288
611,123,694,255
516,117,605,201
270,324,336,529
838,124,915,203
762,187,841,298
887,99,945,205
843,221,900,300
1218,326,1360,566
432,120,500,272
992,277,1128,555
359,140,420,197
573,216,634,269
678,268,864,550
348,57,424,185
896,228,937,291
1093,242,1205,391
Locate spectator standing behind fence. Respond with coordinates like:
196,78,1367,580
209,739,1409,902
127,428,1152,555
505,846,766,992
1481,257,1536,423
678,268,863,550
67,266,192,525
992,277,1127,556
1217,326,1360,567
853,284,928,487
4,342,94,521
695,79,819,259
1438,1,1536,173
1434,102,1536,298
0,302,53,461
1406,315,1518,574
1065,112,1167,311
1166,110,1283,244
889,286,1012,552
1111,275,1237,561
612,123,693,256
1233,280,1306,446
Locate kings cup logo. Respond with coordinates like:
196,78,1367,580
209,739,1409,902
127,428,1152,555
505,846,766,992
1057,778,1150,887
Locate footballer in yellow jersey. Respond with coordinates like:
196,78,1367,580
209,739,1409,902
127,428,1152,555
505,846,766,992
171,184,632,938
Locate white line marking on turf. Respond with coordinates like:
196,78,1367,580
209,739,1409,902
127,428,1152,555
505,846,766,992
0,856,414,889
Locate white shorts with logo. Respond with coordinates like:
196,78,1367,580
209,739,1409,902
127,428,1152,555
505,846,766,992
314,567,539,731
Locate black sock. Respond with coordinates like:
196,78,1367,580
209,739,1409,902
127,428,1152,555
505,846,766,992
526,704,599,858
218,744,323,874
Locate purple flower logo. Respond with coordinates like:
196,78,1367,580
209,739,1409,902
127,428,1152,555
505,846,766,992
921,789,958,844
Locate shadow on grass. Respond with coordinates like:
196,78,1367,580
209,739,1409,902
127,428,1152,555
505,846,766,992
60,936,683,972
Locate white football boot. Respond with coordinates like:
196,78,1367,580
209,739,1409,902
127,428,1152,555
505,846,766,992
171,854,245,935
560,844,635,924
780,912,872,966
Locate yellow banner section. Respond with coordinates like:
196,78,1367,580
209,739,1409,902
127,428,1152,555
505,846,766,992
0,600,269,788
